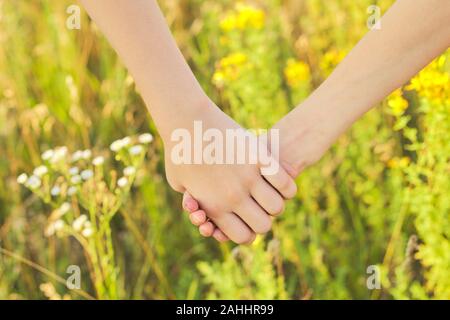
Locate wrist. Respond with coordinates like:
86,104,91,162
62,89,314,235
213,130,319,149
273,96,345,176
153,92,213,143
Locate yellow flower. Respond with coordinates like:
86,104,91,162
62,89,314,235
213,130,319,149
220,3,265,32
405,54,450,104
387,156,411,169
213,52,249,86
387,89,409,116
284,58,311,88
219,52,248,68
320,50,346,76
220,15,238,32
236,3,265,29
212,71,225,87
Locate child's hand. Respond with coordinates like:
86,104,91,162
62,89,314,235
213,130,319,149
180,110,331,243
164,102,297,244
181,161,298,244
183,192,229,242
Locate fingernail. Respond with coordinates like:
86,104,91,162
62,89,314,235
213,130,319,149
192,214,201,224
186,199,197,211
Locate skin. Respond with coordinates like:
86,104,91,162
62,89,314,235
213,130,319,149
184,0,450,242
80,0,297,244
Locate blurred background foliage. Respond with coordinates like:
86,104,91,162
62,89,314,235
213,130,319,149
0,0,448,299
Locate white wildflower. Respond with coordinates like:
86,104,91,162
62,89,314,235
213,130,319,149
50,186,61,196
41,150,54,161
59,146,68,154
82,149,92,160
69,167,79,176
67,186,77,196
92,156,104,166
80,169,94,180
33,165,48,177
129,145,143,155
110,139,124,152
50,147,68,163
59,202,71,215
45,224,55,237
26,175,41,189
71,175,81,184
121,136,131,147
71,150,83,162
123,166,136,177
82,227,93,238
111,136,132,152
117,177,128,188
53,220,65,232
72,215,88,231
17,173,28,184
138,133,153,144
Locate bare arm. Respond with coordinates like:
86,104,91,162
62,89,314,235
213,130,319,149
80,0,298,244
276,0,450,174
80,0,207,139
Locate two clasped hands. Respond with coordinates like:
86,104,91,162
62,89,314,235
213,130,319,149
82,0,450,243
166,96,333,244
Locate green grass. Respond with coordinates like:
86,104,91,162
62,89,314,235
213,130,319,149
0,0,448,299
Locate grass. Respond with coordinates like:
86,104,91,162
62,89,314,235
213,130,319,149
0,0,448,299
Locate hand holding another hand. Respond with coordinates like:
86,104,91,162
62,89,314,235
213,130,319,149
181,102,336,243
163,99,297,244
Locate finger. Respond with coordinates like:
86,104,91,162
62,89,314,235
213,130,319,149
234,198,272,234
212,229,229,242
200,220,226,242
261,163,297,199
199,221,215,237
189,210,207,226
250,179,285,216
182,191,199,212
212,212,256,244
255,133,298,199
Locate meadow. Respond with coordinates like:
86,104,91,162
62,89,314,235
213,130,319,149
0,0,448,299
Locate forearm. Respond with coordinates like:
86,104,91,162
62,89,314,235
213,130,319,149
288,0,450,139
80,0,208,139
274,0,449,175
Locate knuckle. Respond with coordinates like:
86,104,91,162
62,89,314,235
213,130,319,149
226,189,244,205
243,172,258,188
